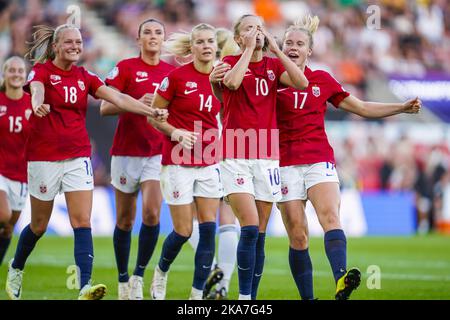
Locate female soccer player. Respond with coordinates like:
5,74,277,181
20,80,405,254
210,14,308,300
0,56,31,266
187,28,240,300
276,16,421,300
100,18,174,300
5,24,166,300
149,23,224,300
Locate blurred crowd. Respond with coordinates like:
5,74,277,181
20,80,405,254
1,0,449,233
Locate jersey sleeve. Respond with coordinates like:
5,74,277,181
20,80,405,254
23,63,47,93
104,61,127,91
156,71,177,102
85,69,105,98
326,73,350,108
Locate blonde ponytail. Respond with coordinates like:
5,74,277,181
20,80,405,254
284,14,320,48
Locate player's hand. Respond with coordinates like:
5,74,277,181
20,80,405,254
171,129,200,149
33,103,50,117
139,93,154,107
210,62,231,84
403,97,421,114
241,26,258,50
259,26,280,54
151,108,168,122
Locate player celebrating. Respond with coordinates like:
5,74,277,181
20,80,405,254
0,57,31,266
276,15,421,300
149,23,224,300
100,18,174,300
210,14,308,300
5,24,166,300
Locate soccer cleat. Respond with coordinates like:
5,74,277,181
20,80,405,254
78,282,107,300
150,266,168,300
129,275,144,300
202,265,224,299
335,267,361,300
5,259,24,300
206,286,228,300
118,281,130,300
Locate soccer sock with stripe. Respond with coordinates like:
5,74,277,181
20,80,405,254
0,236,11,265
113,226,131,283
193,222,216,290
236,225,259,297
251,232,266,299
158,230,189,272
133,223,160,277
324,229,347,282
217,224,238,292
74,227,94,289
12,224,41,270
289,247,314,300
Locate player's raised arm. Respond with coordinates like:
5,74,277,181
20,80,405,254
95,85,167,121
338,95,422,118
209,62,230,102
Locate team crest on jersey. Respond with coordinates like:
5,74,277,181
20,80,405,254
39,183,47,194
186,82,197,89
236,177,245,185
281,186,289,195
78,80,85,91
173,191,180,199
27,70,35,82
136,71,148,78
119,175,127,185
159,77,169,92
267,70,275,81
25,109,32,120
312,85,320,97
106,67,119,80
50,75,61,81
0,105,6,117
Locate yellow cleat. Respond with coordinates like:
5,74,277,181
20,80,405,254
78,283,107,300
335,267,361,300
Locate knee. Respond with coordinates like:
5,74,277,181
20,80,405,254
116,211,135,231
70,216,91,229
318,207,341,230
30,223,47,236
1,223,15,238
142,206,160,226
174,225,192,238
290,230,309,250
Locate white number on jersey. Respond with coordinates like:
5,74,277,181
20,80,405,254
152,83,159,94
8,116,22,133
63,86,78,104
255,78,269,96
293,92,308,109
199,94,213,112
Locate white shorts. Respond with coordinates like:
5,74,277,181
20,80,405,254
279,162,340,202
220,159,281,202
160,164,223,205
0,175,28,211
111,155,162,193
28,157,94,201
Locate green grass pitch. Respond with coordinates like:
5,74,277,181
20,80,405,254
0,234,449,300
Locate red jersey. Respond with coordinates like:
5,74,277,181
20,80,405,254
24,60,104,161
276,67,349,167
0,92,32,182
221,55,285,160
105,57,175,157
157,62,221,166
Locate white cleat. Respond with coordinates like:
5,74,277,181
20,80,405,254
129,275,144,300
150,266,168,300
118,281,130,300
189,287,203,300
5,259,23,300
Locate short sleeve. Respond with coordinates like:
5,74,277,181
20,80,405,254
23,64,47,93
105,61,127,91
156,71,176,102
326,73,350,107
85,69,105,98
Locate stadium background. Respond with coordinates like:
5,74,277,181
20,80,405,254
0,0,449,299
